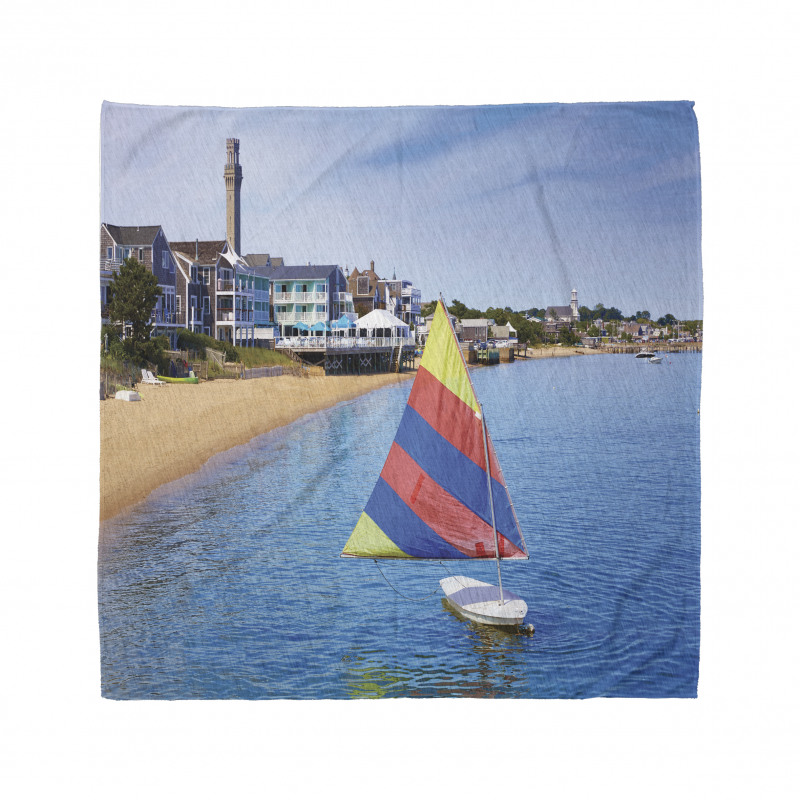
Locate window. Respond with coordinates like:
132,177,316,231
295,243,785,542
176,295,182,316
191,266,198,283
203,297,210,314
162,251,172,272
203,268,210,285
316,283,326,293
357,276,369,295
106,246,112,260
138,248,144,261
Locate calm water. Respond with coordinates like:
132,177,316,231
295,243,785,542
98,353,701,699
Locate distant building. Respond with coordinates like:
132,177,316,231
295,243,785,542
492,322,517,340
545,288,580,326
460,318,492,343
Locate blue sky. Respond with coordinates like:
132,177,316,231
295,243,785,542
102,102,702,319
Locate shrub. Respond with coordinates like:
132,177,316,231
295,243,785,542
177,329,239,362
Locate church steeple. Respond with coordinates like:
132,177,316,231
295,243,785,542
224,138,243,254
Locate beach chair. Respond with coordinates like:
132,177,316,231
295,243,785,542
141,369,165,386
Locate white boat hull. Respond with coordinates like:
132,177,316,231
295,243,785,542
440,576,527,627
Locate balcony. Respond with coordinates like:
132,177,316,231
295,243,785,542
100,258,124,273
273,291,327,303
150,310,177,325
217,309,254,322
217,279,254,294
274,311,329,324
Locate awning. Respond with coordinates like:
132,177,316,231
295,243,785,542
332,315,356,329
293,322,310,331
310,321,331,332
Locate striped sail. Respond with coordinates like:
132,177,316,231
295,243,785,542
342,301,528,560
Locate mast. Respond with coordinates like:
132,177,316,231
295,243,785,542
439,292,511,599
480,402,504,605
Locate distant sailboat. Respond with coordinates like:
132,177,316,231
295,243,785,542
341,299,530,627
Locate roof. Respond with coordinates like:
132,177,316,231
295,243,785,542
103,224,162,246
546,305,574,317
356,308,410,329
349,268,382,294
461,318,491,327
269,264,341,281
242,254,284,268
170,240,227,264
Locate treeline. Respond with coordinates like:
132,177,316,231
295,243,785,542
421,299,702,346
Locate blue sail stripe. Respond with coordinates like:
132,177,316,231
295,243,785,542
393,406,524,552
364,478,469,559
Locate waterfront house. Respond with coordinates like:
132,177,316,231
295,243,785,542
170,240,227,340
348,262,382,314
271,264,354,337
172,250,204,335
399,279,422,329
242,254,283,344
100,224,179,347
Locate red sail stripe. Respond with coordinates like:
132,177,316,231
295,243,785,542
407,366,504,483
380,442,523,559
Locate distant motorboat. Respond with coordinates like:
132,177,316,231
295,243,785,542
648,356,663,364
636,350,657,358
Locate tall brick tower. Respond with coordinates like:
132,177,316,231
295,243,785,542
224,138,243,254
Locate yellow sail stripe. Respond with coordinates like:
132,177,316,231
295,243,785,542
341,512,412,558
420,303,479,415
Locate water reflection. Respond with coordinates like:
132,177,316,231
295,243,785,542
339,601,534,698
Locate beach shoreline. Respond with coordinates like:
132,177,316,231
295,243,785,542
98,344,656,522
99,371,415,522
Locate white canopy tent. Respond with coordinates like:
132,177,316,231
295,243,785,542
356,308,411,338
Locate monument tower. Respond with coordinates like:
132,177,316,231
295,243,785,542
224,138,243,254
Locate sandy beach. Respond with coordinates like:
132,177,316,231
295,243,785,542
100,371,414,521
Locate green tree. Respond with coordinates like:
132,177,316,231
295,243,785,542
420,301,438,318
657,313,677,327
558,325,581,345
448,299,469,318
107,257,163,365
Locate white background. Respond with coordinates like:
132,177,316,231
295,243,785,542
1,1,797,797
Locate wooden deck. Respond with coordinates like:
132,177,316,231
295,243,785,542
283,343,417,375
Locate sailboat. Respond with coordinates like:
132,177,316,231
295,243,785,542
341,299,530,628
